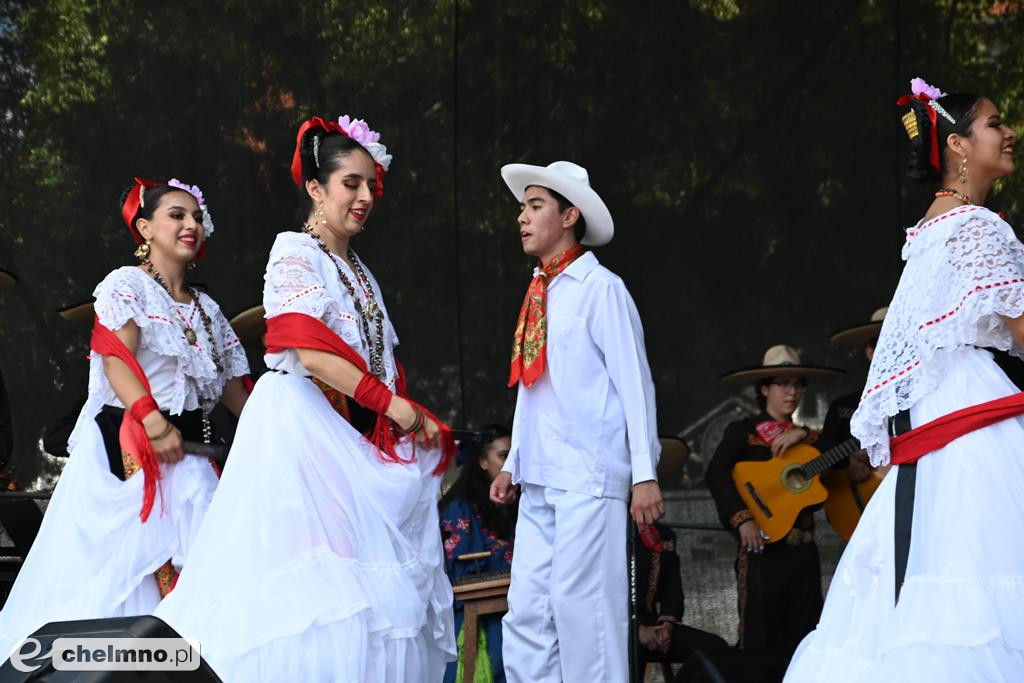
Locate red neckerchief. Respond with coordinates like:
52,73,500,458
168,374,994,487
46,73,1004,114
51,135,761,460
755,419,795,446
638,523,664,553
508,243,587,388
90,318,163,522
265,312,454,474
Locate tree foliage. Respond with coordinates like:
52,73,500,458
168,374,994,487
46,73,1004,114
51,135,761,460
1,0,1024,483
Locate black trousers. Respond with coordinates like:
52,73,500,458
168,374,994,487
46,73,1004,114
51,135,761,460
738,541,822,657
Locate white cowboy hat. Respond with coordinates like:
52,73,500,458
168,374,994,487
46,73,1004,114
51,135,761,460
719,344,845,385
500,160,614,247
829,307,888,349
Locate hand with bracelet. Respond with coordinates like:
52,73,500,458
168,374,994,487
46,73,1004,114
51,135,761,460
140,409,184,464
387,395,441,447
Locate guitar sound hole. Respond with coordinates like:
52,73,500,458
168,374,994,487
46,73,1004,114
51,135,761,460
784,468,809,490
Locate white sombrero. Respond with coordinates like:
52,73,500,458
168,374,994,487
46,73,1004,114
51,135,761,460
829,307,888,349
500,160,614,247
720,344,845,385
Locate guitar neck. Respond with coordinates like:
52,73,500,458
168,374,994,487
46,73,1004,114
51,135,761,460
800,438,859,478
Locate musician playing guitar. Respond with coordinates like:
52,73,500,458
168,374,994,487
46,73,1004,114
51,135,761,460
705,345,843,659
816,308,888,540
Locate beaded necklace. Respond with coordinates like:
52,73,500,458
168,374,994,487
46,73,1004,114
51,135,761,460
302,224,387,379
935,187,971,205
142,261,224,443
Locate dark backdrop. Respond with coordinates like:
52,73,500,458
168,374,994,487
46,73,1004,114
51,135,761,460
1,0,1023,485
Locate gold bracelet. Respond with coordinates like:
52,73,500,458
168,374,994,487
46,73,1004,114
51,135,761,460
147,420,174,441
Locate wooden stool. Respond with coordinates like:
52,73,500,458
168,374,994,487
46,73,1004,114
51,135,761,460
452,553,511,682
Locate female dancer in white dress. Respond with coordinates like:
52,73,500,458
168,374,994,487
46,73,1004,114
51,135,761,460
0,178,249,658
784,80,1024,681
155,115,457,681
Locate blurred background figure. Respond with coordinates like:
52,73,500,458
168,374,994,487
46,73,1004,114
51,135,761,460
439,424,515,683
634,436,729,681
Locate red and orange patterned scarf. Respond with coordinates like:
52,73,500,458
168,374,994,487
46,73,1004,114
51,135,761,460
508,243,587,388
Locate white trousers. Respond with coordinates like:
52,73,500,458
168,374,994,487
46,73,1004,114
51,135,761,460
502,483,628,682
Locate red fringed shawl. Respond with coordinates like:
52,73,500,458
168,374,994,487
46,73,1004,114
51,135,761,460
265,312,454,474
90,318,163,521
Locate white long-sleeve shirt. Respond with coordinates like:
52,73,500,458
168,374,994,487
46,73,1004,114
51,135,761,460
502,251,660,501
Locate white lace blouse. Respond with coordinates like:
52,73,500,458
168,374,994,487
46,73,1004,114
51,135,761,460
262,231,401,390
86,266,250,417
852,206,1024,465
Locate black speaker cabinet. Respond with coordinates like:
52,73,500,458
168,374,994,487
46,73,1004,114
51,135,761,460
0,616,220,682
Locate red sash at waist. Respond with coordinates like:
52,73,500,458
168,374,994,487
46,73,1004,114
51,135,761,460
889,391,1024,465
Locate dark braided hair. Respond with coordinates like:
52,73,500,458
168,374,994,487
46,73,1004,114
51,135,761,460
902,93,983,182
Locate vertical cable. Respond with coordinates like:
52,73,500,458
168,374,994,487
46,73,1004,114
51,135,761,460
894,0,903,227
452,0,468,424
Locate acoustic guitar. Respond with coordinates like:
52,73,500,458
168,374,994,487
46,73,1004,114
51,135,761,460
730,438,860,543
821,464,887,541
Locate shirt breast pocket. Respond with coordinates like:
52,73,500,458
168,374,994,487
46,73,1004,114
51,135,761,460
550,314,586,359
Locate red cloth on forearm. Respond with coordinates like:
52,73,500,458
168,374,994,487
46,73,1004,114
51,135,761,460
890,391,1024,465
90,317,162,522
129,396,159,423
353,373,394,415
265,312,454,473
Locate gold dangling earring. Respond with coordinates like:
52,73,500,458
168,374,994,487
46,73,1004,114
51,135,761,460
316,201,328,226
958,155,969,184
134,240,151,262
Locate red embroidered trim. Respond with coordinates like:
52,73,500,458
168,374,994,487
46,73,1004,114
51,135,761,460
906,205,985,238
863,359,921,398
918,279,1024,330
864,278,1024,398
281,285,325,307
145,314,170,323
223,338,241,349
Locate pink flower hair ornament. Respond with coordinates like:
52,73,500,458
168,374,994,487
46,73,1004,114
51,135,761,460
167,178,215,237
290,114,391,199
897,77,957,171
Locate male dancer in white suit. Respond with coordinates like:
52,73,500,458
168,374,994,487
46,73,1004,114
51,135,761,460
491,160,664,681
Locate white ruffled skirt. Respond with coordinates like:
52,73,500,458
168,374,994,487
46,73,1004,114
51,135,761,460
153,370,456,682
0,407,219,658
784,348,1024,682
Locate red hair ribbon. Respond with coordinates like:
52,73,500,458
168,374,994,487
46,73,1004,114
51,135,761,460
290,116,385,199
897,93,940,172
121,177,164,243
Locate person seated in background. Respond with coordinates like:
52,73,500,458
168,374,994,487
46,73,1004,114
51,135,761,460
439,424,515,683
635,521,729,675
